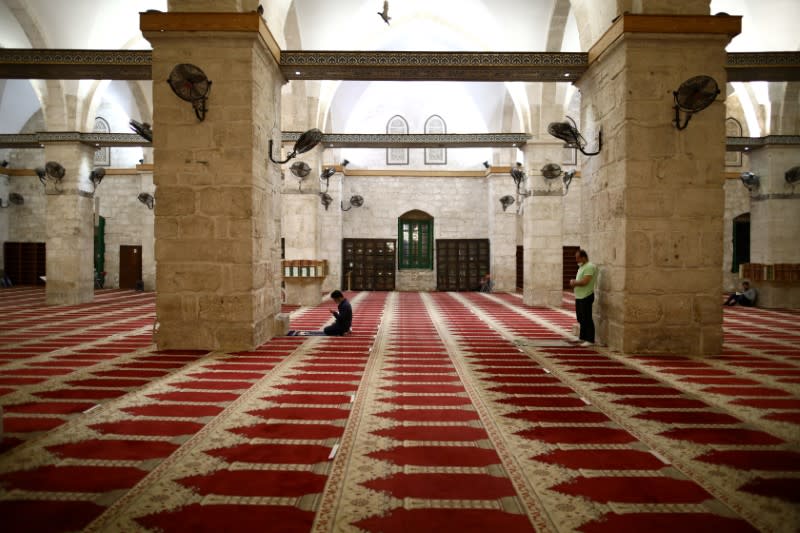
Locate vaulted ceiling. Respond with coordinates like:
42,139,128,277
0,0,797,144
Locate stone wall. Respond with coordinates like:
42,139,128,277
487,174,517,292
396,269,436,291
748,145,800,308
97,174,148,288
6,176,46,243
722,176,751,291
341,175,489,240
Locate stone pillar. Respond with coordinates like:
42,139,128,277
0,172,9,271
576,13,739,354
139,168,156,291
522,143,565,307
487,171,517,292
282,146,324,306
44,142,95,305
320,162,344,294
143,10,284,351
747,145,800,308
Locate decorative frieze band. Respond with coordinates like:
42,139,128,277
282,132,531,148
0,132,150,148
1,47,797,82
3,132,798,150
281,51,587,81
0,49,151,80
727,136,800,151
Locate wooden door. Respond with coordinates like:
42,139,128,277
516,245,523,292
3,242,46,285
563,246,579,290
119,245,142,289
342,239,396,291
436,239,490,291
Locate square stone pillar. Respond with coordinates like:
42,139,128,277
139,169,156,291
576,14,739,354
747,145,800,308
320,165,344,294
282,147,325,306
523,144,565,307
0,173,9,269
487,172,517,292
143,12,285,351
44,142,96,305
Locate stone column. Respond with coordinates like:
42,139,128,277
747,145,800,308
0,171,9,270
44,142,95,305
282,146,324,306
487,171,517,292
522,142,565,307
576,13,739,354
143,10,284,351
320,162,344,294
139,167,156,291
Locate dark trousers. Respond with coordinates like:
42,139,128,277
324,324,348,336
724,293,753,306
575,293,595,343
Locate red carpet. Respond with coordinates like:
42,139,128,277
0,288,797,532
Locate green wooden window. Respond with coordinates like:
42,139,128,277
398,219,433,269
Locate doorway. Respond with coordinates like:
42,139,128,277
119,245,142,289
563,246,580,290
732,213,750,274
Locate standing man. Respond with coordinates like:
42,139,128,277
569,249,597,346
324,290,353,336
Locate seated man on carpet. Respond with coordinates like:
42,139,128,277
724,280,757,307
324,290,352,336
287,290,353,336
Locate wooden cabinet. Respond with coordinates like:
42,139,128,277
436,239,489,291
3,242,46,285
342,239,396,291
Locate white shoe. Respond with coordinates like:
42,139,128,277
580,341,594,347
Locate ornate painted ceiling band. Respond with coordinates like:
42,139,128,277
726,52,800,81
0,48,797,82
282,132,531,148
280,51,587,81
0,132,150,148
0,49,151,80
4,133,796,150
727,135,800,151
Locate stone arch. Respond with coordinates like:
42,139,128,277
4,0,68,130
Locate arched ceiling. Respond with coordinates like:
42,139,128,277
0,0,797,140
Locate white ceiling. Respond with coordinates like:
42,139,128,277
0,0,797,140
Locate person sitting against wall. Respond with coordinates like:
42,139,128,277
479,273,493,293
724,280,757,307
